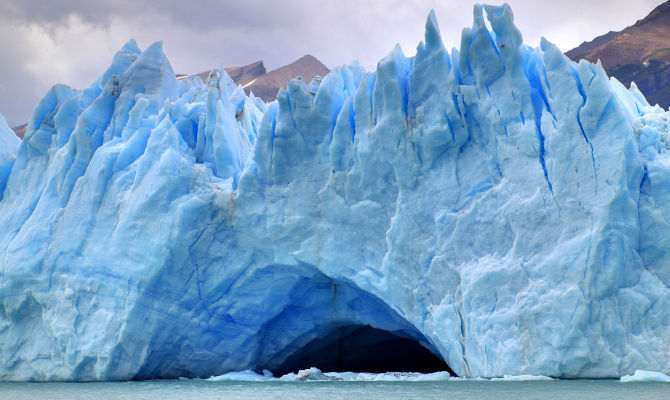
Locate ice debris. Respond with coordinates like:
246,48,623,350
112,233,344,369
620,370,670,383
291,367,342,381
0,4,669,381
207,370,275,381
206,368,455,382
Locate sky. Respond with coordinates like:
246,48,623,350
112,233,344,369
0,0,666,127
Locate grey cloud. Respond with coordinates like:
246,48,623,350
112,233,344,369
0,0,667,127
5,0,318,32
6,0,123,26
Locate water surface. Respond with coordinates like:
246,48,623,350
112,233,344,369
1,379,668,400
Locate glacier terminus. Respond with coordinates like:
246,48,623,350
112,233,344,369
0,4,669,380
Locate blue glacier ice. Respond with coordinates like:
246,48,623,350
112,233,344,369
1,4,670,381
0,112,20,198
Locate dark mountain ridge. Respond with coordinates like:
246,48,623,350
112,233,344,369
567,1,670,109
244,55,330,102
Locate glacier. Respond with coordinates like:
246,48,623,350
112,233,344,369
0,112,20,197
1,3,670,381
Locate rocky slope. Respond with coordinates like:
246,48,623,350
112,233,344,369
11,123,27,139
243,55,330,102
178,60,267,87
567,1,670,108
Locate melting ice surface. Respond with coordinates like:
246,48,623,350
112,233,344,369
1,3,670,381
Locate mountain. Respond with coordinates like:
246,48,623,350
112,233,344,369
243,55,330,101
566,31,620,58
566,1,670,108
11,123,27,139
1,4,670,381
178,55,330,102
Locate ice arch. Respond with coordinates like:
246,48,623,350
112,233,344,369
119,263,452,379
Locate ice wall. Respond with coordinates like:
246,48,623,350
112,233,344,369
0,4,669,380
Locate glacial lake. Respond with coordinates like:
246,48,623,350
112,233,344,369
1,379,668,400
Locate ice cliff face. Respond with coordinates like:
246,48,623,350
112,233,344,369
1,4,669,380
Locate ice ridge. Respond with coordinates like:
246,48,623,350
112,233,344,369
0,4,669,381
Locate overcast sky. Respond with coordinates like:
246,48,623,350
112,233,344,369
0,0,665,127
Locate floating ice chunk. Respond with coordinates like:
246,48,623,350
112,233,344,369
293,367,342,381
279,372,297,381
321,371,453,381
207,370,275,381
413,371,453,381
322,371,366,381
620,370,670,383
211,370,453,382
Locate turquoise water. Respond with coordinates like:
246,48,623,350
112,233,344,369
1,380,668,400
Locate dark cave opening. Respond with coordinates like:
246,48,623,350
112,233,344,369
271,324,455,377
